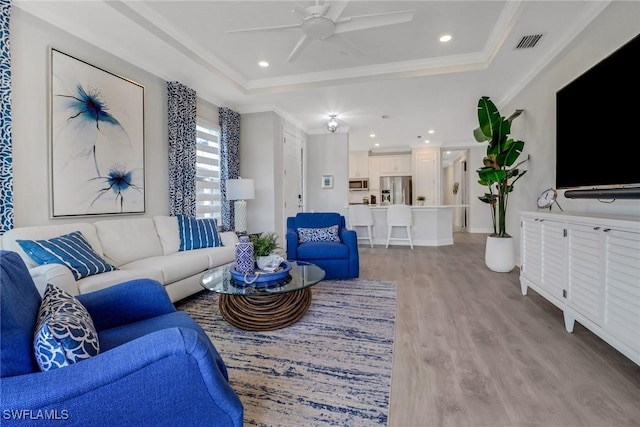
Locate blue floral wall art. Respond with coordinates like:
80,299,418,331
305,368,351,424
50,49,145,217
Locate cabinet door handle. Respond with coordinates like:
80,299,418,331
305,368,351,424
593,227,600,230
603,228,611,232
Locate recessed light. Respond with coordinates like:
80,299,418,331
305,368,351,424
258,61,269,67
374,143,380,147
370,133,376,138
424,140,430,144
428,129,435,134
439,34,452,43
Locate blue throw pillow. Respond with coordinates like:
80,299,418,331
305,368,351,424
34,284,100,371
297,225,341,243
17,231,116,280
177,215,223,251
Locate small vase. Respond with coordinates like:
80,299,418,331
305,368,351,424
235,236,255,274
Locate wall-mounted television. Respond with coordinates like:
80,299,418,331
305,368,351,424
556,33,640,199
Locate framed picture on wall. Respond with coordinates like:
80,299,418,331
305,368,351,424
321,175,333,189
50,48,145,217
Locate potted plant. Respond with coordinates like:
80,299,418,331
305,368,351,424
416,195,426,206
473,96,528,272
249,232,283,270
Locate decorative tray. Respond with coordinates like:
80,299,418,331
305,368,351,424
230,261,292,286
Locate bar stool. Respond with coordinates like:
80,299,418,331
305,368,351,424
349,204,375,248
386,204,413,249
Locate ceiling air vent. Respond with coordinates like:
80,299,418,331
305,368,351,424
515,34,543,49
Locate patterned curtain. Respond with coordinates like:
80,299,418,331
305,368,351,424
0,0,12,233
218,106,240,232
167,81,196,217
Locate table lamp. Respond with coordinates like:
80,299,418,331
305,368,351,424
226,177,255,233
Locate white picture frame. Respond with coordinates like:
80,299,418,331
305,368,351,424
50,48,145,217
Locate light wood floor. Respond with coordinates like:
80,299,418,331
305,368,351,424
358,232,640,427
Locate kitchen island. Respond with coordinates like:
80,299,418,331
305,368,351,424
345,205,467,247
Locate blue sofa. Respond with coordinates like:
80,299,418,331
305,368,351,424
0,250,243,427
286,212,359,280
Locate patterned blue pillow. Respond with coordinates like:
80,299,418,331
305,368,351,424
34,284,100,371
17,231,116,280
297,225,341,243
177,215,223,251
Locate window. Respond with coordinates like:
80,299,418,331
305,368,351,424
196,119,221,221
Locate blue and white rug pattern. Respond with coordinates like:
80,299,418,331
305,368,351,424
176,279,397,427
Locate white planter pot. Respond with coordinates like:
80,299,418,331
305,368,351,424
484,236,515,273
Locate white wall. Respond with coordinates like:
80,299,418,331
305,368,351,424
305,133,349,214
499,1,640,264
239,112,277,235
239,111,294,244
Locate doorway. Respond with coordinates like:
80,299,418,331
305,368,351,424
441,149,469,231
283,131,304,234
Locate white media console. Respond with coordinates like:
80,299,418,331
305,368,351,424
520,211,640,366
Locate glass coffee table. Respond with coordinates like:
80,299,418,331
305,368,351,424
200,261,325,331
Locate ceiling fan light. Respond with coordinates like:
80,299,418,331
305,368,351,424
302,16,335,40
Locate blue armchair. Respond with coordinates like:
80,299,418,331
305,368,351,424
0,250,243,427
286,212,359,280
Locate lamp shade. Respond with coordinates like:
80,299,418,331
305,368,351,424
227,178,255,201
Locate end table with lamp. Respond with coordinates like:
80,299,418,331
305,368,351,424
226,177,254,234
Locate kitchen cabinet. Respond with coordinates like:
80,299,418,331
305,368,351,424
378,154,411,176
349,151,369,178
520,211,640,366
368,156,380,190
412,147,439,205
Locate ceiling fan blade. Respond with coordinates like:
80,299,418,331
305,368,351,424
318,3,330,17
291,5,309,20
334,10,415,34
327,33,363,58
287,34,310,62
324,1,349,21
227,23,301,34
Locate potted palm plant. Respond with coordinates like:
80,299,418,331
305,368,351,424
473,96,528,272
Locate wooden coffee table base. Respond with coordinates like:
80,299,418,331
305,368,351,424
218,288,312,331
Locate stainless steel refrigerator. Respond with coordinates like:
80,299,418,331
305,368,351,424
380,176,412,205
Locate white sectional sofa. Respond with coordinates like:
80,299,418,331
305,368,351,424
2,216,238,302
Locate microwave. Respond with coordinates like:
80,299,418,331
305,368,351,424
349,179,369,191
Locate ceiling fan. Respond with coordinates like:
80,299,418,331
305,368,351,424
227,1,415,62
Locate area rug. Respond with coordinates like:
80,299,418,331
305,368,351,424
175,279,397,427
